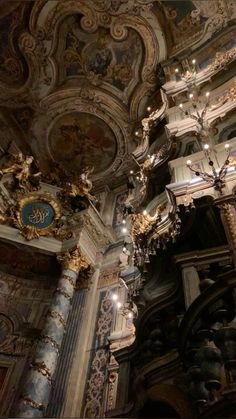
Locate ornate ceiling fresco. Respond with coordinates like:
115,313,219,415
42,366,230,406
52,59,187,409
0,0,235,185
49,112,117,175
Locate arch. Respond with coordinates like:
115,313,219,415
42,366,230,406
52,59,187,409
219,121,236,144
139,399,180,418
146,384,194,419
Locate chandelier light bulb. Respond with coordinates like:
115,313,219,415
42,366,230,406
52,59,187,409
204,144,210,150
189,93,193,99
225,143,230,149
122,219,126,224
175,68,179,73
128,312,133,319
135,131,139,136
205,91,210,97
179,103,183,108
147,106,151,112
112,294,118,301
143,209,147,215
186,160,192,166
122,227,128,234
192,59,196,64
117,302,122,309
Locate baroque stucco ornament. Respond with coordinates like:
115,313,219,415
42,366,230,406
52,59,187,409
57,247,89,272
12,194,61,241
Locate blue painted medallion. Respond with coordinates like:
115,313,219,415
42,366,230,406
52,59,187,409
21,200,55,229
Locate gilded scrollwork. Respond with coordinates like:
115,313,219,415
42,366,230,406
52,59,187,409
12,194,61,241
0,152,41,192
208,46,236,73
209,81,236,111
63,166,97,203
57,246,89,273
130,210,162,239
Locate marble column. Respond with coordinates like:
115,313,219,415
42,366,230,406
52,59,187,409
15,247,89,418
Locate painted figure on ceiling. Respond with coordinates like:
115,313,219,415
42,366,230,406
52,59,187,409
50,113,117,175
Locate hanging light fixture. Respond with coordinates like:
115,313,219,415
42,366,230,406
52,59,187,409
186,143,231,195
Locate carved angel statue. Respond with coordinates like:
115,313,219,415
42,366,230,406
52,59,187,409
66,166,97,203
0,152,41,191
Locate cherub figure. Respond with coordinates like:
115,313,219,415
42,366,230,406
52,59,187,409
0,152,41,191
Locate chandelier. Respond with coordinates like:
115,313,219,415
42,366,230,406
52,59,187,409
174,58,233,195
186,143,231,195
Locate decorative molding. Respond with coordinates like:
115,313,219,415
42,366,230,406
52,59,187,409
98,268,120,289
57,246,89,273
83,289,114,417
12,193,61,241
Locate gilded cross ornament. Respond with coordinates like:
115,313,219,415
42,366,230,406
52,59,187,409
57,246,89,272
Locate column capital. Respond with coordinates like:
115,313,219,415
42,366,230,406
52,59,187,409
57,246,89,272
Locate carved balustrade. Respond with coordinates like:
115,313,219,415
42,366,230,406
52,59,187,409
178,269,236,414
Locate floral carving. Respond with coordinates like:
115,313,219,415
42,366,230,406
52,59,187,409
57,246,89,273
209,82,236,111
83,289,113,417
208,47,236,73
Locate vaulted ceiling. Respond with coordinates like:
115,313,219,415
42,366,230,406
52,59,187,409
0,0,235,187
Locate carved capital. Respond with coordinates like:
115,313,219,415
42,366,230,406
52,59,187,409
57,246,89,272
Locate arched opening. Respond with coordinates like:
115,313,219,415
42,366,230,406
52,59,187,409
139,399,180,418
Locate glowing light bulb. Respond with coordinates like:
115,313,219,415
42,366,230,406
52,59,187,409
179,103,183,108
186,160,192,166
175,68,179,73
135,131,139,136
123,246,127,252
122,227,128,234
189,93,193,99
147,106,151,112
204,144,209,150
225,143,230,149
128,312,133,319
205,91,210,98
112,294,118,301
192,59,196,64
143,209,147,215
117,302,122,309
122,219,126,224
